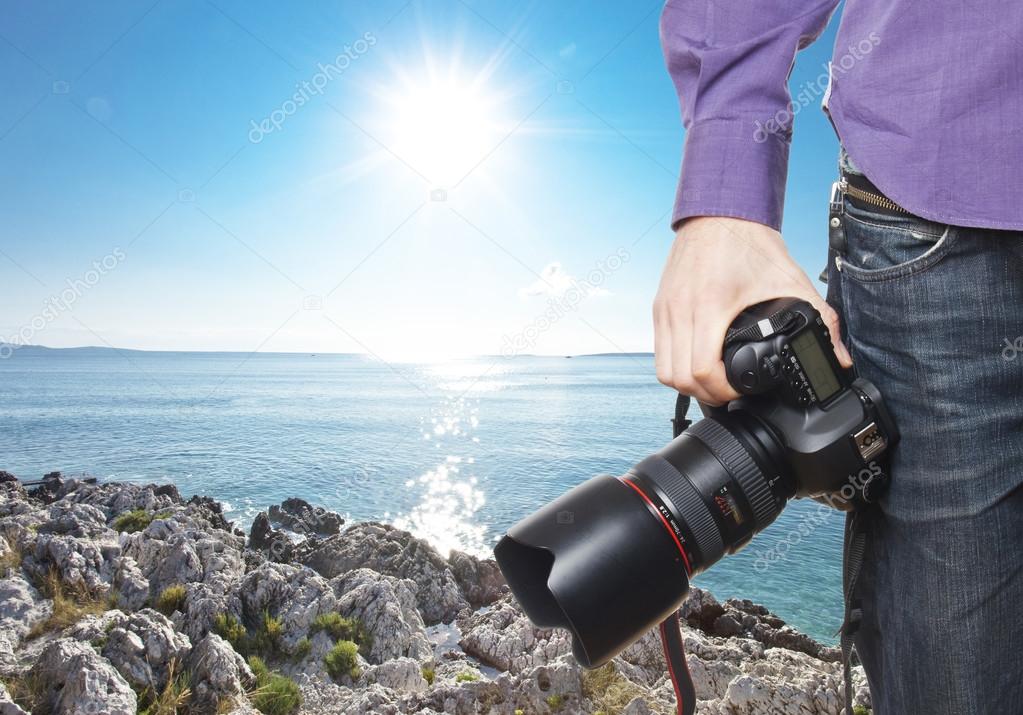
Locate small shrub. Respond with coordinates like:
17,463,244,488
27,567,109,638
421,665,435,686
546,694,565,711
454,671,479,683
853,707,871,715
514,710,525,715
4,672,45,712
155,584,187,616
323,640,360,680
112,509,155,533
310,613,366,642
248,657,302,715
213,613,247,652
137,659,191,715
0,541,21,577
581,664,647,715
291,638,311,662
249,610,284,656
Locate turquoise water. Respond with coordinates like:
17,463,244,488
0,349,845,642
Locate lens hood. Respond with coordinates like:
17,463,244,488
494,474,690,667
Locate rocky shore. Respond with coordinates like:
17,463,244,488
0,473,870,714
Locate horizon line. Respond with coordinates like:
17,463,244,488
0,342,655,360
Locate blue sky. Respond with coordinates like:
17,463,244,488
0,0,846,360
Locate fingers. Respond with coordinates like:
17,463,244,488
653,302,673,387
690,310,741,405
807,295,853,367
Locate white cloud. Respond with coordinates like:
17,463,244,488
519,262,610,298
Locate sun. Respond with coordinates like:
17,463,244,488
386,74,510,187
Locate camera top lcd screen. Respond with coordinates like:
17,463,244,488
791,330,841,401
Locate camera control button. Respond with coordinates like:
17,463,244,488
740,370,758,390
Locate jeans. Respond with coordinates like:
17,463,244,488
826,159,1023,714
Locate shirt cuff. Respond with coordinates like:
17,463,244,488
671,118,790,232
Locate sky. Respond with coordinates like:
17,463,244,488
0,0,848,361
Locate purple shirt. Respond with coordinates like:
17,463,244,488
661,1,1023,231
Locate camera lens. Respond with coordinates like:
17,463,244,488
494,411,795,667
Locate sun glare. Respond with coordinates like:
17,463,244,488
388,76,509,186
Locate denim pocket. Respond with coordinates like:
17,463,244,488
836,199,957,282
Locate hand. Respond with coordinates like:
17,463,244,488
653,216,853,406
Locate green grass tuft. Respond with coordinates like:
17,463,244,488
248,656,302,715
291,637,312,662
853,707,872,715
546,693,565,711
323,640,361,681
213,612,248,652
421,664,435,686
113,508,172,533
454,671,479,683
154,584,187,616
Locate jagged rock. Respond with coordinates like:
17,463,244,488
679,587,726,631
297,679,401,715
457,595,572,673
63,610,129,643
448,550,506,607
186,495,234,533
331,568,432,664
122,502,245,599
111,555,150,610
248,512,278,551
101,609,191,694
0,472,17,484
175,581,244,644
269,497,344,536
23,530,119,595
188,633,256,714
238,562,339,652
34,638,137,715
0,478,870,715
300,523,467,624
358,656,428,692
0,575,52,643
716,598,840,662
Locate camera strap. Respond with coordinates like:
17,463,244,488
840,509,868,714
659,611,697,715
724,306,800,347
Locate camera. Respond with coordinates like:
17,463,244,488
494,298,898,668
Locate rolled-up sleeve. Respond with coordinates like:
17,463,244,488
661,1,840,230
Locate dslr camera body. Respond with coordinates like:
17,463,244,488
495,297,898,668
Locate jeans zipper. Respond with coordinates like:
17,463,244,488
839,178,910,215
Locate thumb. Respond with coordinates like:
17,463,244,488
806,294,853,367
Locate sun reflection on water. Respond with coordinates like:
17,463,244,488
392,396,489,557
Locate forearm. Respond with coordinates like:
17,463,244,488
660,0,841,230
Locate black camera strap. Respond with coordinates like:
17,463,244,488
840,509,868,714
723,305,800,347
659,611,697,715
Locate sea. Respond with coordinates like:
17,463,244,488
0,348,846,643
